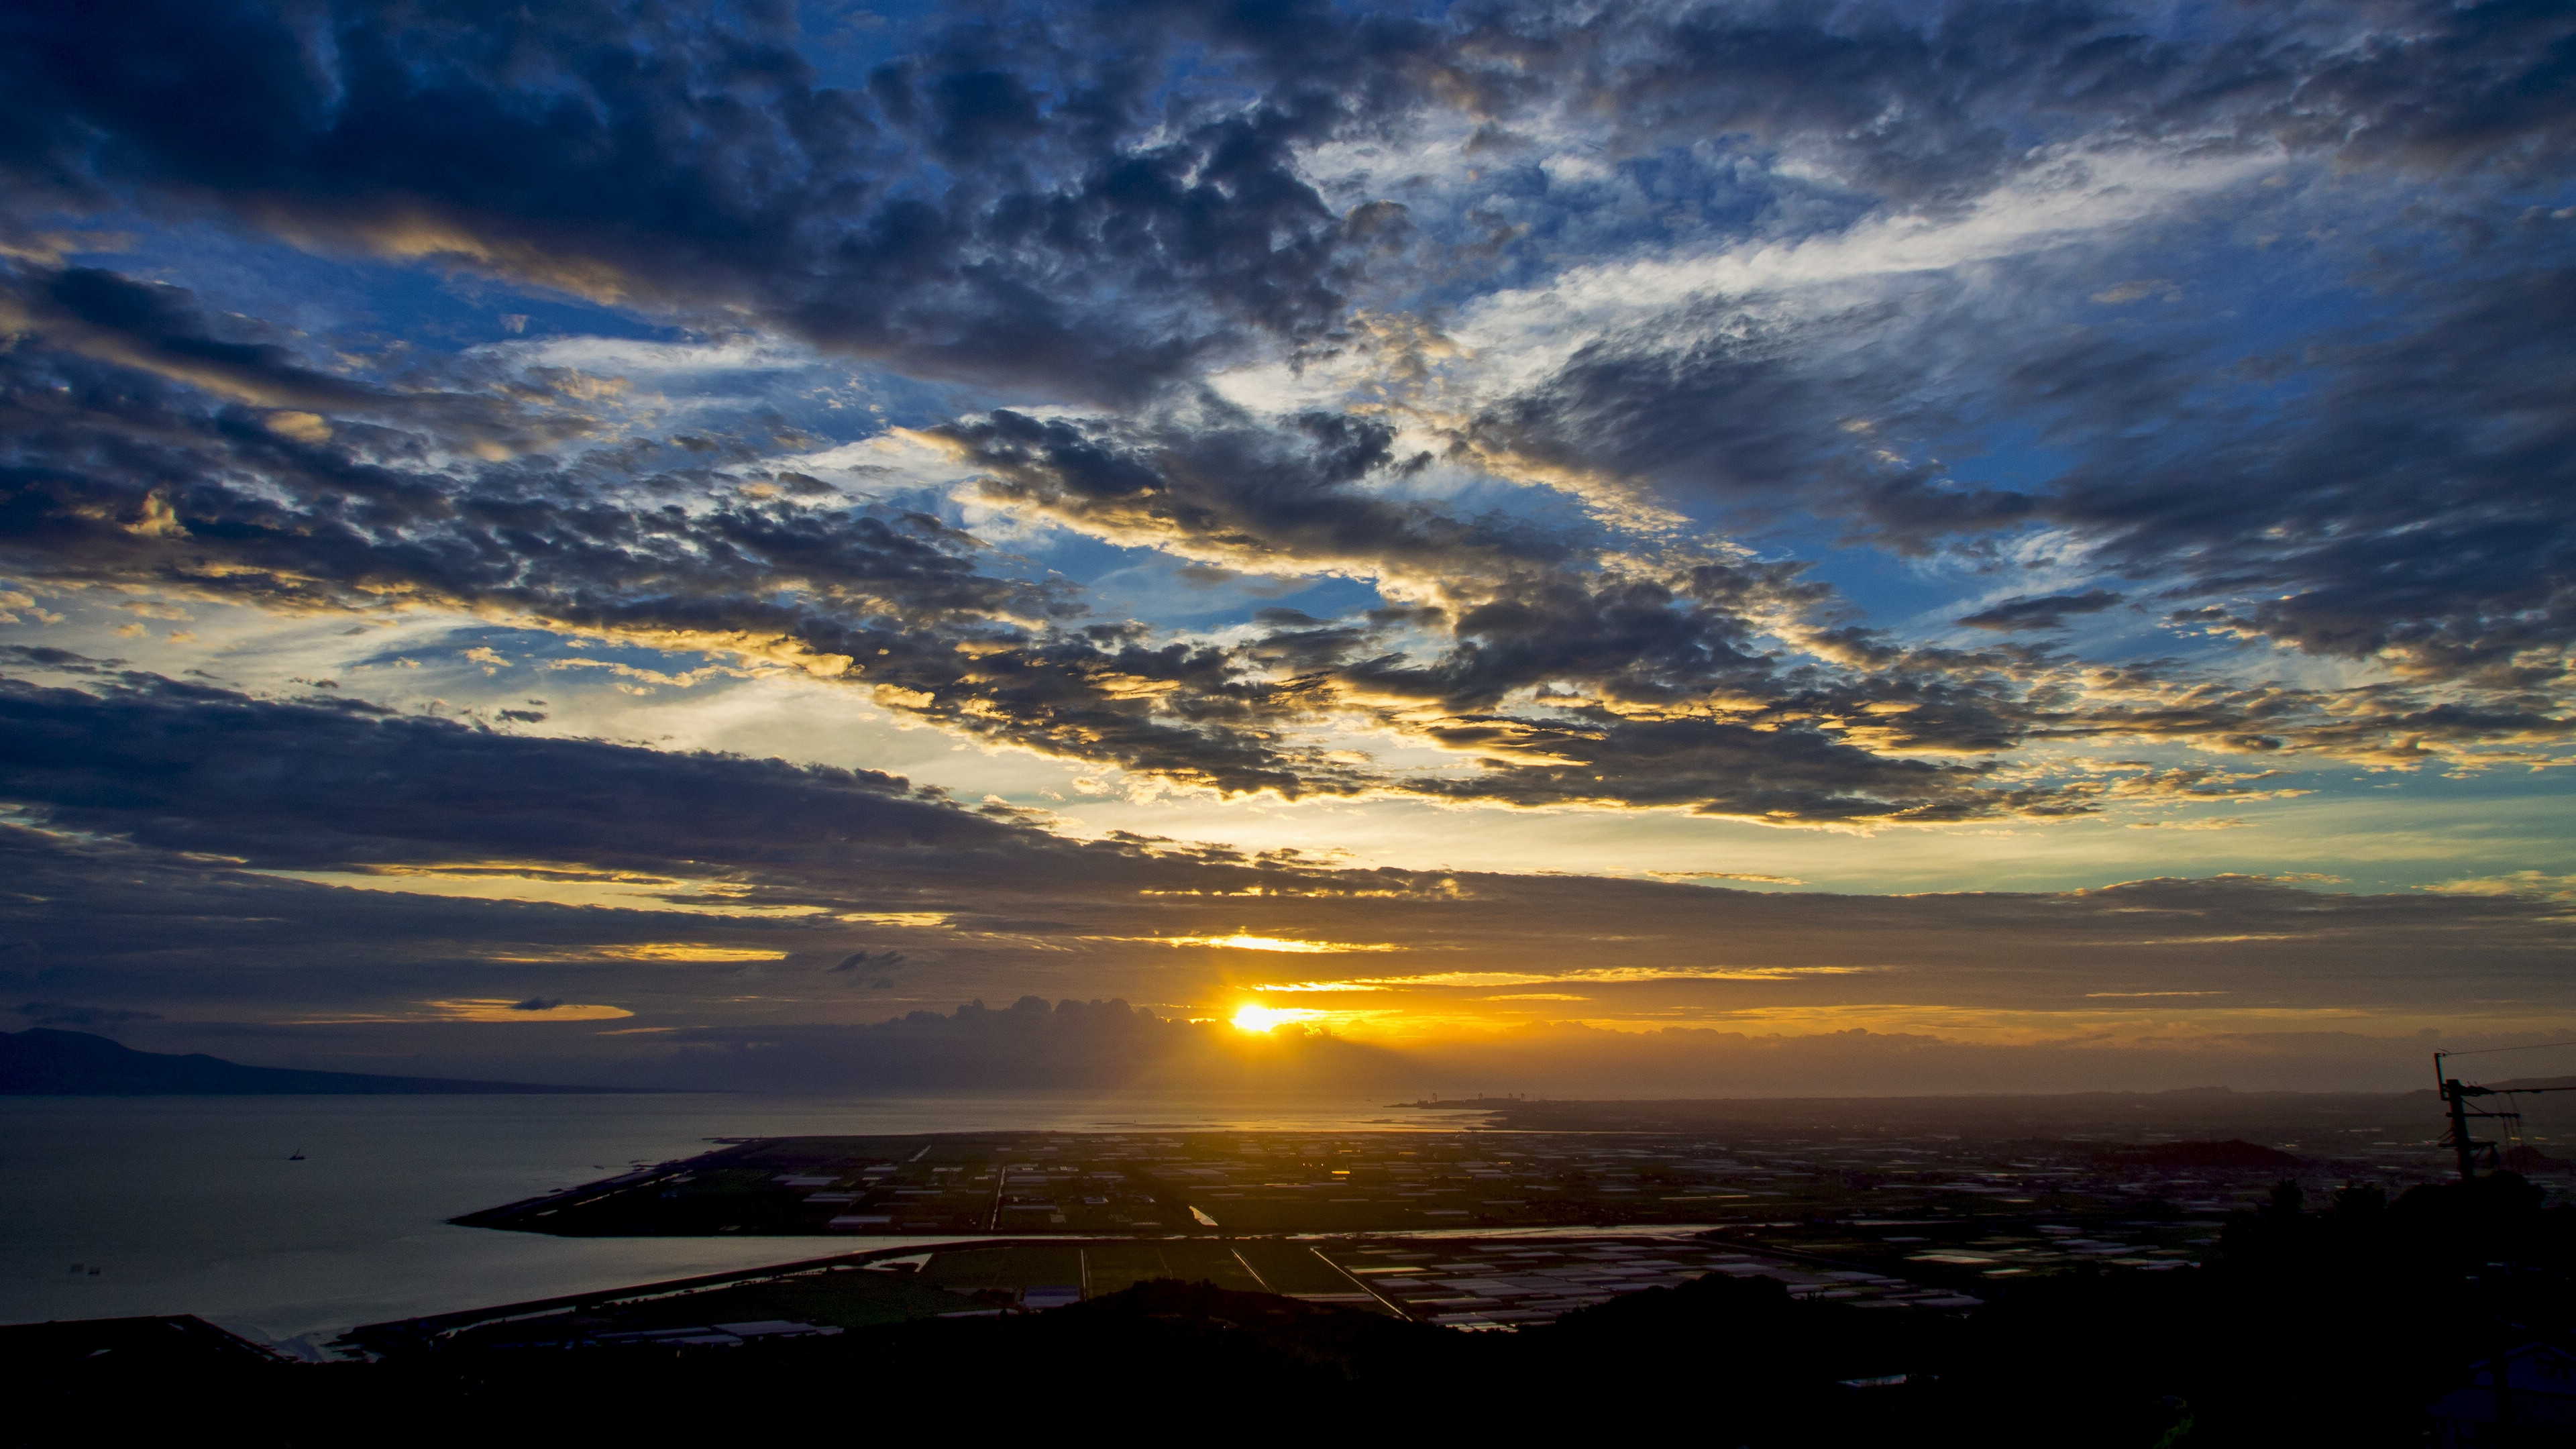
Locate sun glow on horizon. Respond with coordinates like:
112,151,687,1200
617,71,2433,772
1169,934,1402,953
1230,1004,1327,1032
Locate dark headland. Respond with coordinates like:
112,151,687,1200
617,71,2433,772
0,1027,639,1094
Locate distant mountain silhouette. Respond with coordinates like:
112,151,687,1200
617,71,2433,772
0,1028,627,1094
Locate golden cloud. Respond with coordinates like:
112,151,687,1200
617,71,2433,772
486,943,789,963
425,999,634,1022
1254,965,1874,991
1159,934,1405,953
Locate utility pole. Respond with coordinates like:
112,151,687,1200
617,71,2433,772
2432,1051,2576,1185
2437,1061,2489,1185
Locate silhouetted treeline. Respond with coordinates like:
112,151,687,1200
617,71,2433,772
16,1174,2570,1446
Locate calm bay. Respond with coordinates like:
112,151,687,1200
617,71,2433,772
0,1090,1416,1350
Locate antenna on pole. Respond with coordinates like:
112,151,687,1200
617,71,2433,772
2436,1051,2489,1185
2432,1043,2576,1185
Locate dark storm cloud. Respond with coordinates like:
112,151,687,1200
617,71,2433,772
1334,556,1821,713
1480,1,2157,205
19,0,2549,406
6,254,2559,813
6,297,2539,816
0,317,2027,818
1464,227,2575,711
2032,681,2572,769
932,404,1837,712
0,820,820,1019
0,317,1413,798
0,265,387,413
2041,260,2576,690
1958,590,2126,633
1400,710,2029,822
831,948,908,988
0,661,1430,920
0,0,2561,817
0,0,1437,402
930,400,1554,578
922,402,2094,818
1433,0,2573,701
0,0,2561,407
1493,0,2576,191
0,666,1032,878
2284,0,2576,177
0,260,595,451
0,313,1070,631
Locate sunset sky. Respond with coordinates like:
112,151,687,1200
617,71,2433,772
0,0,2569,1093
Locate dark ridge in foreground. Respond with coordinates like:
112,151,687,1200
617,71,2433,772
0,1028,635,1095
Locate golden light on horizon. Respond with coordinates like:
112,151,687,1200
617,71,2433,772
1171,934,1403,954
425,1000,634,1022
1230,1004,1326,1033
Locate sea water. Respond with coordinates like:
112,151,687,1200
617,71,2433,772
0,1090,1432,1349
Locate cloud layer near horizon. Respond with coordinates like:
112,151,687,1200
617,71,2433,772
1,661,2567,1089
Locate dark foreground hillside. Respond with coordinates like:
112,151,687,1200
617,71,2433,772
11,1175,2571,1446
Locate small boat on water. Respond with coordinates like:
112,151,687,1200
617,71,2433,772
288,1150,306,1161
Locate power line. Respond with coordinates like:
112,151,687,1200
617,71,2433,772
2432,1041,2576,1184
2436,1038,2576,1063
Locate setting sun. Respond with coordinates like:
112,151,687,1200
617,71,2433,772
1173,934,1401,954
1229,1004,1325,1033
